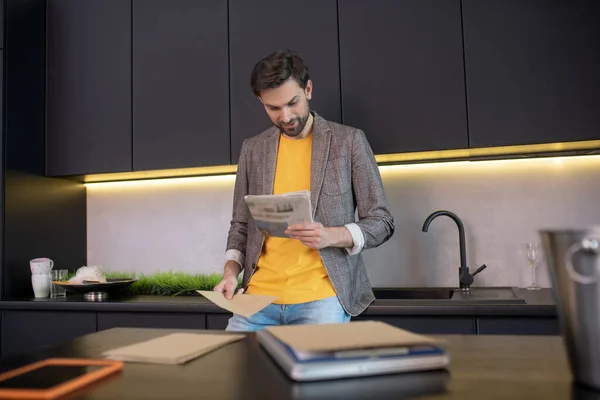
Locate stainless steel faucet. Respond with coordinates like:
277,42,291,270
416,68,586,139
422,210,487,291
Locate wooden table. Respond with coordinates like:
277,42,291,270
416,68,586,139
0,327,595,399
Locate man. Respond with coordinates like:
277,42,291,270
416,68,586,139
213,50,394,331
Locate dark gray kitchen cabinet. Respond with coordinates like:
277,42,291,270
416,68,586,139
133,0,229,170
228,0,341,163
1,311,97,358
207,313,232,330
46,0,132,176
463,0,600,148
0,49,3,160
477,317,560,336
0,0,4,48
352,316,476,335
97,312,206,331
338,0,468,154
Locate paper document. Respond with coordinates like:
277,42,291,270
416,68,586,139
244,190,313,238
102,333,244,365
265,321,440,353
198,290,279,318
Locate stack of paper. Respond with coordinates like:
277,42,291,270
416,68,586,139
102,333,244,365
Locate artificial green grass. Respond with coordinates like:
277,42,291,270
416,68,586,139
67,270,240,296
121,271,230,296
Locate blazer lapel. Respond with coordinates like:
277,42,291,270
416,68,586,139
310,112,331,219
262,127,280,195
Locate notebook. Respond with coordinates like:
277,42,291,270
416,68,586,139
257,321,449,382
102,333,245,365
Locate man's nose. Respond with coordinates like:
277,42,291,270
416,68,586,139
281,108,291,123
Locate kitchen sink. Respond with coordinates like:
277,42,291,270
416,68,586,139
372,287,527,304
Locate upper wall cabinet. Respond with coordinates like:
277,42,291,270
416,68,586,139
46,0,132,176
463,0,600,148
0,0,4,48
133,0,229,170
338,0,468,154
229,0,341,163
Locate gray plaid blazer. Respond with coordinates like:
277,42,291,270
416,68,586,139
226,112,394,316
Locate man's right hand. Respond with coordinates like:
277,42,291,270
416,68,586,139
213,260,243,300
213,275,243,300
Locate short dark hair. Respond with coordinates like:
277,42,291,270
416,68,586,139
250,50,310,97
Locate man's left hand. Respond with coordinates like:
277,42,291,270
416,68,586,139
285,223,331,249
285,223,353,249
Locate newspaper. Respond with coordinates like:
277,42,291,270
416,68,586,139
244,190,313,238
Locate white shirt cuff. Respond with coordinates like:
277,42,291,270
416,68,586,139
225,249,244,269
344,223,365,256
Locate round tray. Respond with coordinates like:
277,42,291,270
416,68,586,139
54,278,138,294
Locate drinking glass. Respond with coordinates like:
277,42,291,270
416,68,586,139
525,243,542,290
50,269,68,298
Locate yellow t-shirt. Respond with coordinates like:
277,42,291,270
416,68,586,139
245,132,336,304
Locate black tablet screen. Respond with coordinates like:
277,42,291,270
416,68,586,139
0,365,102,389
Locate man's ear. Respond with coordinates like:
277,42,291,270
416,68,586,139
305,80,313,100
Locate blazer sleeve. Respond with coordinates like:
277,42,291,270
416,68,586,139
350,129,395,249
225,138,251,265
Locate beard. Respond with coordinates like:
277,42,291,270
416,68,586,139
276,111,310,137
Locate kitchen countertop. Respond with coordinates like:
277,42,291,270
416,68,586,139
0,327,587,399
0,287,556,317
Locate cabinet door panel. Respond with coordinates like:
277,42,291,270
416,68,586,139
133,0,229,170
339,0,468,154
206,313,232,330
229,0,341,163
477,317,559,336
463,0,600,147
98,312,206,331
352,316,475,335
46,0,131,175
0,0,4,48
1,311,97,357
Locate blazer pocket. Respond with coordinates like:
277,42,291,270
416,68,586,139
321,158,352,196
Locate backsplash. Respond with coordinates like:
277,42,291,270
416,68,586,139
87,155,600,288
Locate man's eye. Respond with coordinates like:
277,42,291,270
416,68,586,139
289,101,297,106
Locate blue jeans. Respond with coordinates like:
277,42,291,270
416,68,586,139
225,295,350,332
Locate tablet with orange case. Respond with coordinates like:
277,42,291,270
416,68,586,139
0,358,123,399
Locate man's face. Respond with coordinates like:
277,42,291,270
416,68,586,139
259,78,313,137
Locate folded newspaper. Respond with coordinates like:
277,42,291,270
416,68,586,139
244,190,313,238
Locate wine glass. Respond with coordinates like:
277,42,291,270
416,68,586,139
525,243,542,290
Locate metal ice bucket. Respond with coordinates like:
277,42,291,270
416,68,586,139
540,228,600,391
